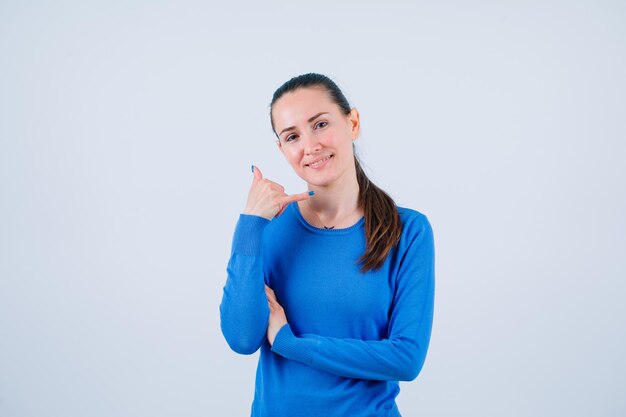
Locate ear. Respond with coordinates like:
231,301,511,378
276,139,283,153
348,108,360,141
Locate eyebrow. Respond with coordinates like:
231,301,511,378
278,112,329,137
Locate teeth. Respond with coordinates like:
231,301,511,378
310,155,331,167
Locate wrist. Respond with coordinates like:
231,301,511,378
242,211,272,221
270,324,319,366
270,323,289,346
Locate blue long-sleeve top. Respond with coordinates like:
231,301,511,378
219,201,435,417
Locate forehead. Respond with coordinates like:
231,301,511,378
272,87,336,129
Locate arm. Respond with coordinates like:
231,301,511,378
219,214,271,355
270,215,435,381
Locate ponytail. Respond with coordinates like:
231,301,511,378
354,149,401,273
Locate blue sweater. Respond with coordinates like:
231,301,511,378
220,201,435,417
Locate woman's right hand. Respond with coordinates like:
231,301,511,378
243,165,313,220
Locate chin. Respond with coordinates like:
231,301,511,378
302,175,336,188
294,164,340,186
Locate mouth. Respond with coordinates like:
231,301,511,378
306,154,334,168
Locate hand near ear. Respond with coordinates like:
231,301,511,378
244,165,314,220
265,285,288,346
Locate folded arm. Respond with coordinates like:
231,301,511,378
270,215,435,381
219,214,271,354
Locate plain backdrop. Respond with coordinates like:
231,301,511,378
1,1,625,416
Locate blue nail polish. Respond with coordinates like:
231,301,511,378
251,165,254,173
308,191,315,196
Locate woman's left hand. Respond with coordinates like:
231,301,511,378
265,285,288,346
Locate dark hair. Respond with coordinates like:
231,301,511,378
269,72,402,273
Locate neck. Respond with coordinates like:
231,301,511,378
303,166,361,225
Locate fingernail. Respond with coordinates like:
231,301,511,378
251,165,254,173
308,191,315,196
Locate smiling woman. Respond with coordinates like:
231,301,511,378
219,73,435,417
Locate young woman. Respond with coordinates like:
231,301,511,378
220,73,435,417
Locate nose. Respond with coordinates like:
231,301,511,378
302,131,322,155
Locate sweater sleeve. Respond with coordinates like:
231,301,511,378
270,214,435,381
219,213,271,355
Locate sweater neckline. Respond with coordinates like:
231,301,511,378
290,201,365,235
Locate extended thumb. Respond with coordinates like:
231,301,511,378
251,164,263,181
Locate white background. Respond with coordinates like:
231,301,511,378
1,1,625,416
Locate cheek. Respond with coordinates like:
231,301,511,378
324,130,349,151
321,130,337,143
324,132,347,152
285,149,303,167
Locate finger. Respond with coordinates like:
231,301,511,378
252,165,263,182
264,179,285,192
265,290,280,308
268,299,280,313
279,191,314,207
265,286,277,302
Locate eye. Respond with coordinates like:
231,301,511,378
285,134,297,142
315,121,328,129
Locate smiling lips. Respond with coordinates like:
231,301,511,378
306,154,333,169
